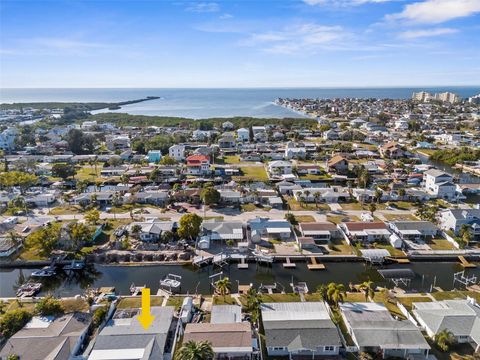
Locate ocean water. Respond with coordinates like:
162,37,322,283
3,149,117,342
1,87,479,119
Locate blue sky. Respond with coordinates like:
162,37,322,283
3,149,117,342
1,0,479,87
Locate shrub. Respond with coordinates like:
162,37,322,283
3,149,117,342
0,309,32,338
35,296,64,316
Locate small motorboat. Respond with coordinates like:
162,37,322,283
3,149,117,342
63,260,85,271
31,267,56,277
159,274,182,293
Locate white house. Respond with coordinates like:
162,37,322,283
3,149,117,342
249,218,292,241
268,160,293,176
423,169,456,200
284,142,306,160
438,209,480,241
237,128,249,142
0,127,18,151
169,144,186,161
412,300,480,351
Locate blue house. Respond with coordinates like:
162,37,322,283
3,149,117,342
147,150,162,163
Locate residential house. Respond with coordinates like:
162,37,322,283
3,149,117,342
202,219,245,242
0,127,17,151
249,218,292,242
183,322,254,360
293,187,350,203
218,189,242,204
88,307,175,360
0,313,92,360
423,169,456,200
379,142,405,159
261,302,341,358
218,133,236,149
237,128,249,142
105,135,130,151
211,305,242,324
296,164,321,175
128,190,169,207
438,208,480,241
168,144,186,161
341,222,391,243
340,302,430,359
327,155,349,174
412,300,480,351
298,222,340,244
268,160,293,177
284,142,306,160
147,150,162,163
389,221,438,242
186,154,211,176
127,219,175,242
0,237,22,257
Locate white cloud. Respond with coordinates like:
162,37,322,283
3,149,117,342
399,27,459,39
242,23,349,54
219,13,233,20
186,2,220,13
386,0,480,24
303,0,397,6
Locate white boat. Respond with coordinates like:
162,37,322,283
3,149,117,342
130,283,145,296
159,274,182,293
63,260,85,271
16,282,42,297
31,267,56,277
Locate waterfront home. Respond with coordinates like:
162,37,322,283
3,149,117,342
298,222,340,244
423,169,456,200
327,155,349,174
260,301,341,358
438,208,480,241
268,160,293,177
88,307,175,360
341,222,391,243
183,322,254,359
127,219,175,242
211,305,243,324
389,221,438,242
186,154,211,176
412,300,480,351
0,313,92,360
248,218,292,242
201,219,245,242
168,144,186,161
296,164,321,175
339,302,430,359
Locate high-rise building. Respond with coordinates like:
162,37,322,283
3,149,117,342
412,91,432,102
435,92,460,103
468,94,480,104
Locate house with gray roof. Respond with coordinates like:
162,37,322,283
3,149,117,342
389,221,438,242
248,218,292,242
439,208,480,241
339,302,430,359
260,302,341,358
0,312,92,360
88,306,175,360
412,299,480,351
127,219,175,242
211,305,242,324
201,219,245,242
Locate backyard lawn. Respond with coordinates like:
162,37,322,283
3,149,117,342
329,238,354,255
75,165,103,181
327,215,359,224
397,295,432,311
428,238,456,250
223,155,241,164
233,166,269,182
117,296,163,309
293,215,316,223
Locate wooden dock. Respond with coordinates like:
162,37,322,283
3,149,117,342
283,257,296,268
459,256,476,268
237,257,249,269
386,257,410,264
307,256,326,270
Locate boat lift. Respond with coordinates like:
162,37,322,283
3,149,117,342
378,268,415,288
453,270,477,288
209,271,224,289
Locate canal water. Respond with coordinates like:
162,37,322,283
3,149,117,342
0,262,477,297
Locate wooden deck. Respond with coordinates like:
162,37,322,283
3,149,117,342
283,257,296,268
386,257,410,264
307,256,326,270
459,256,476,268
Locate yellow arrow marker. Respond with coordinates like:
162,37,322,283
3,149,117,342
137,288,155,330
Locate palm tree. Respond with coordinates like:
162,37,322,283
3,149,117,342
214,277,231,300
358,280,374,301
326,282,346,307
316,284,328,301
244,288,262,324
313,192,321,209
176,340,214,360
368,203,377,216
435,329,455,352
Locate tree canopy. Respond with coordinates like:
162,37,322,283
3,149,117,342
177,213,202,241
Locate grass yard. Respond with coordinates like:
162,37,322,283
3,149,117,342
241,203,258,212
329,238,354,255
374,244,406,257
223,155,241,164
428,238,456,250
286,197,327,211
213,295,237,305
234,166,269,182
293,215,316,223
340,202,365,210
431,291,480,302
259,293,301,303
62,298,89,313
397,296,432,311
299,174,332,181
345,292,367,302
382,213,418,221
117,296,163,309
372,292,406,319
75,165,103,181
49,205,83,215
166,296,185,310
327,215,359,224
